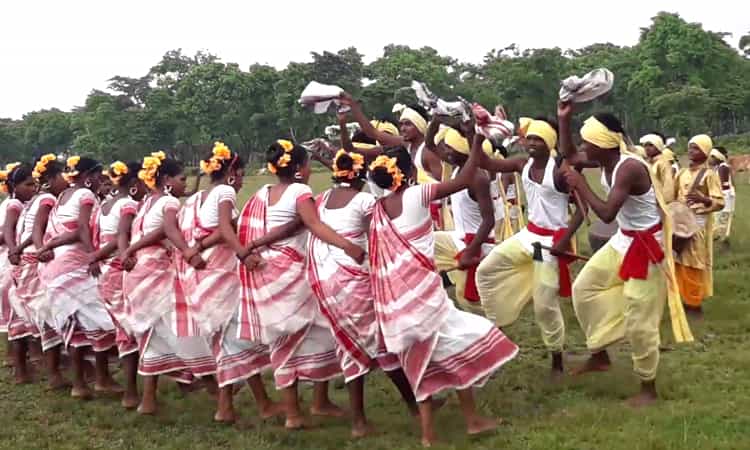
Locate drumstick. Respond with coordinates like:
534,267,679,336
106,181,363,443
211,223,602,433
559,159,591,225
532,242,590,262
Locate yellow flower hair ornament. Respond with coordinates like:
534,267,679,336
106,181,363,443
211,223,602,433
0,162,21,194
267,140,295,174
332,149,365,180
32,154,57,180
108,161,129,185
138,155,164,189
201,141,233,175
368,155,404,191
63,155,81,183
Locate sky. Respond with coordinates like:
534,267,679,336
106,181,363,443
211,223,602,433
1,0,747,119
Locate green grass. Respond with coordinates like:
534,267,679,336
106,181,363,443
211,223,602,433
2,172,750,450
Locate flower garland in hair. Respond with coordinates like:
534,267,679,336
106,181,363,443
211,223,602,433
369,155,404,191
332,149,365,180
32,154,58,181
200,141,232,175
62,155,81,183
0,163,18,194
138,151,166,189
108,161,129,186
267,139,294,174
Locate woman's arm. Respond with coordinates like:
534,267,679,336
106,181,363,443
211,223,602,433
297,198,364,263
245,218,303,252
339,93,404,148
116,213,136,255
432,130,482,200
78,202,96,253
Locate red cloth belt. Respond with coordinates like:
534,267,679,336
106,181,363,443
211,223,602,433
429,202,443,230
619,223,664,281
455,233,495,302
527,221,572,297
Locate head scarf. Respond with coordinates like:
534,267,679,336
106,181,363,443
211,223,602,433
518,117,532,137
398,107,427,135
689,134,713,155
441,128,493,156
371,120,399,137
709,148,726,162
526,120,558,152
580,116,627,153
639,134,665,152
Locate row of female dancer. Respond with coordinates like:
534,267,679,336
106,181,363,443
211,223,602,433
0,132,517,447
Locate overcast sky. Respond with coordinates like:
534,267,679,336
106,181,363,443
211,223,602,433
1,1,746,119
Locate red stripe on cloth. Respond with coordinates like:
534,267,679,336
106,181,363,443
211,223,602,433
454,233,495,302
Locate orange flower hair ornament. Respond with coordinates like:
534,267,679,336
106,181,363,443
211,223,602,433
138,154,164,189
332,149,365,180
200,141,232,175
267,139,295,175
368,155,404,191
62,155,81,183
32,154,57,180
108,161,129,185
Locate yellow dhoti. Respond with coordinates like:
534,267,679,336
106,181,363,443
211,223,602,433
475,237,564,352
434,231,492,316
572,243,666,381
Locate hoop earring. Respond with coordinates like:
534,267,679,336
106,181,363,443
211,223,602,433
129,186,138,197
293,172,303,181
227,176,235,185
164,185,173,195
41,182,50,190
84,180,92,188
408,178,416,187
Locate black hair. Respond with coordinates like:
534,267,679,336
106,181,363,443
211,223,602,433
72,157,103,179
35,158,64,184
647,131,666,141
202,151,245,182
715,146,728,157
117,161,143,187
593,113,625,134
332,152,366,184
405,104,428,121
493,143,508,158
533,116,559,134
351,131,376,145
266,141,308,178
370,146,413,190
155,158,183,186
7,163,33,194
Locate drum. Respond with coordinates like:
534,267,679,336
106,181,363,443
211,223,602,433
587,219,618,253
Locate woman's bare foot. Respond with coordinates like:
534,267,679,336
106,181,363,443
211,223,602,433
259,401,285,420
47,374,71,391
71,385,93,400
351,422,375,439
421,435,438,447
310,401,347,418
95,378,124,395
14,370,32,384
214,410,236,424
284,415,308,430
466,416,501,435
121,394,140,410
137,399,157,415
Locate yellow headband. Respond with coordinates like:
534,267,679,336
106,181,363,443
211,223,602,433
518,117,532,137
332,149,365,180
441,128,493,156
369,155,404,191
526,120,558,152
352,142,376,150
399,108,427,135
371,120,399,137
710,148,726,162
580,116,627,153
639,134,665,152
689,134,713,156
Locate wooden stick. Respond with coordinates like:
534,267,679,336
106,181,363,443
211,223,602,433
532,242,589,262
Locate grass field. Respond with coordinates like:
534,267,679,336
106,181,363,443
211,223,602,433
2,171,749,450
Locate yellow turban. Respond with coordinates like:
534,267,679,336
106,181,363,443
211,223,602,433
352,142,376,150
371,120,399,137
526,120,558,152
441,128,493,156
632,145,648,159
580,116,627,153
518,117,532,137
689,134,713,155
639,134,665,152
709,148,726,162
399,107,427,135
434,125,450,146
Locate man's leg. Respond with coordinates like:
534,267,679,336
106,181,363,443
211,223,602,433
476,238,533,326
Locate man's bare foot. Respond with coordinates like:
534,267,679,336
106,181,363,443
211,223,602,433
351,422,375,439
71,385,93,400
14,371,32,384
467,416,501,435
310,401,346,418
47,375,71,391
259,401,285,420
284,415,308,430
137,400,157,415
421,435,438,447
95,378,124,395
121,395,140,410
571,351,611,376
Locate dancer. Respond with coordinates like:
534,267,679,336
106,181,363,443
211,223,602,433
37,156,120,399
237,139,365,429
557,103,692,406
709,147,734,242
88,161,148,408
121,153,215,414
474,118,583,375
639,133,675,203
308,148,418,437
368,125,518,446
1,163,38,382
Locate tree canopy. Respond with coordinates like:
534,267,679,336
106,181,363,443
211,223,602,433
2,12,749,164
